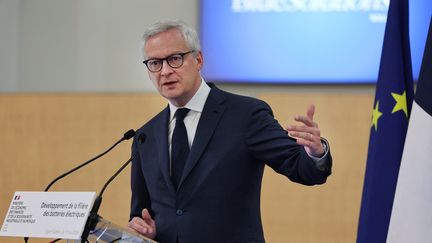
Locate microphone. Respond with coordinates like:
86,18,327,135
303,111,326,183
24,130,136,243
44,129,136,191
81,133,146,243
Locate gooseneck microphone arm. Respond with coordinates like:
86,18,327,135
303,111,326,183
81,133,146,243
25,129,136,243
100,156,134,198
81,156,135,242
44,129,136,192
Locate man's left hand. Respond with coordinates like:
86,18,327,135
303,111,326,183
285,104,324,158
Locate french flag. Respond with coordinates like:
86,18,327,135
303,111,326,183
387,17,432,243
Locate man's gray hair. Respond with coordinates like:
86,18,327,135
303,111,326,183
142,20,201,59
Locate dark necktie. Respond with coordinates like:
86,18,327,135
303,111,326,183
171,108,190,189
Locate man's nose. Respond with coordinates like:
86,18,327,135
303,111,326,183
160,60,174,76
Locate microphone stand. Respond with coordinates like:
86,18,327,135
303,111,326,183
23,129,135,243
44,129,135,192
81,156,134,243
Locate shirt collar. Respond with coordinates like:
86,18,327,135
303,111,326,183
168,79,211,121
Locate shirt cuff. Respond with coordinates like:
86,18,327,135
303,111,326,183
308,138,330,170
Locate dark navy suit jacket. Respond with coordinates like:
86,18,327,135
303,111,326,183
130,84,332,243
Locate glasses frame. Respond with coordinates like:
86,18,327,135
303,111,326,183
143,50,195,72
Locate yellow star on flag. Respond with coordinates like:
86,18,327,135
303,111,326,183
391,91,408,117
371,100,383,131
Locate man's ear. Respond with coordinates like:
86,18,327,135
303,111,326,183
195,51,203,70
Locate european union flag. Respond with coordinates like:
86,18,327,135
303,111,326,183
356,0,414,242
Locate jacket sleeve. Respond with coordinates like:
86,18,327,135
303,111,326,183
129,134,153,221
244,101,332,185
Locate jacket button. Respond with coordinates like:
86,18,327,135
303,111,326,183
176,209,184,216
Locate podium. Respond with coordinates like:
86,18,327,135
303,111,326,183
75,216,157,243
0,192,157,243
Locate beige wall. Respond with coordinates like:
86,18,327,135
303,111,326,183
0,91,373,242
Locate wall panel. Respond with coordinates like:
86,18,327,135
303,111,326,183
0,92,373,242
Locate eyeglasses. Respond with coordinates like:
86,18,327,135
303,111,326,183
143,51,195,72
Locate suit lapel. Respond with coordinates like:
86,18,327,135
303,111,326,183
178,86,226,188
153,106,177,194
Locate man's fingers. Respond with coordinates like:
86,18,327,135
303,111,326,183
128,210,156,238
128,217,152,234
296,137,324,156
285,105,324,157
129,217,151,229
141,209,155,226
307,104,315,121
288,131,319,142
142,208,151,219
286,125,320,137
294,115,318,128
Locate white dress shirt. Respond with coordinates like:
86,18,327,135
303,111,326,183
167,79,210,170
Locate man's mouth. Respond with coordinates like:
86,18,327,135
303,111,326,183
163,81,178,86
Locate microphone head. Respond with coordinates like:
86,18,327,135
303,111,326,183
123,129,136,140
138,133,147,144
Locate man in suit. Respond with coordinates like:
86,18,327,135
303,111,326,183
128,20,332,243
